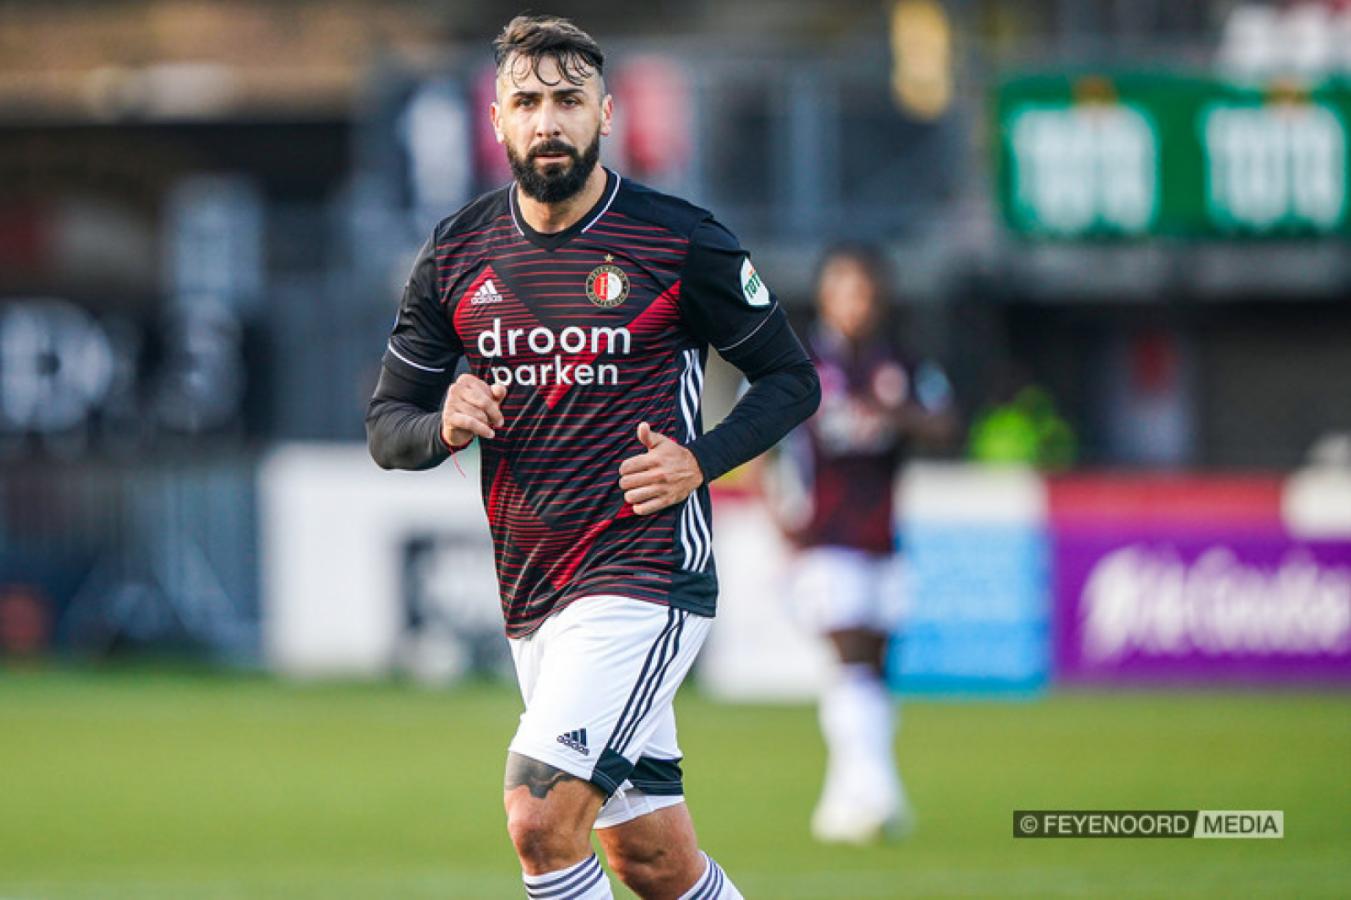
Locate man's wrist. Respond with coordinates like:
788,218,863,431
682,444,706,488
439,425,472,453
685,439,722,486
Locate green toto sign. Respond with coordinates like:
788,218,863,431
996,74,1351,238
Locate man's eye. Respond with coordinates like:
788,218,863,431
561,97,579,107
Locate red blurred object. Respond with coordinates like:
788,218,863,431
1048,473,1284,528
0,203,51,277
473,64,513,186
1130,330,1179,396
0,585,51,657
614,55,692,179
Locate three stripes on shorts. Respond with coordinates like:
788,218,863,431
607,608,686,758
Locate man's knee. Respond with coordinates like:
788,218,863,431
503,753,602,871
505,799,596,871
506,806,573,863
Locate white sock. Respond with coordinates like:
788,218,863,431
677,852,744,900
818,663,900,814
523,853,612,899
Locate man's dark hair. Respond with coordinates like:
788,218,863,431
493,15,605,87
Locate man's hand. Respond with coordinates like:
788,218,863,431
442,373,507,448
618,422,704,516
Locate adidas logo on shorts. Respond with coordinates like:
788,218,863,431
556,728,590,756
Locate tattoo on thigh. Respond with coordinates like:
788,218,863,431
504,753,581,799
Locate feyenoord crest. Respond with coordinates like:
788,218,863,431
586,254,629,308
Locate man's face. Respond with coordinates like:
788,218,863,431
491,53,612,204
817,257,881,341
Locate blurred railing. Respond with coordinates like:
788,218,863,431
0,457,259,662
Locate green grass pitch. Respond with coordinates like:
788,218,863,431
1,669,1347,898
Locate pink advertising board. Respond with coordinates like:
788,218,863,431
1050,476,1351,682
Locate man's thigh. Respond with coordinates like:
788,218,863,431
508,595,710,800
502,751,605,827
595,800,702,887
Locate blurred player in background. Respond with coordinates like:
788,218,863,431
367,15,818,900
768,243,957,844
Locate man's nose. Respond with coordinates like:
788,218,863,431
534,102,562,138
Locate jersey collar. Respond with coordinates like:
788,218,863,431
508,167,621,252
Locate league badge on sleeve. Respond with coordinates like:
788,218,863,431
586,254,630,308
740,257,770,307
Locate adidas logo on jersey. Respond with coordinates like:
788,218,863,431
556,728,590,756
470,279,503,305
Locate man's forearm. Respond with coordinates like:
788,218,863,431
365,365,452,471
688,359,819,483
688,313,821,482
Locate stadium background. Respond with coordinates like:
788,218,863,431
1,1,1348,897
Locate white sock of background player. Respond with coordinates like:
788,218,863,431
819,662,901,818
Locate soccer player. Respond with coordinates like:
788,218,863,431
769,244,955,844
366,15,819,900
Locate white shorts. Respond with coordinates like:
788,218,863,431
790,547,906,634
507,595,712,829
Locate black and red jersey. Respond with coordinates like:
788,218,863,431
782,325,951,555
381,168,802,637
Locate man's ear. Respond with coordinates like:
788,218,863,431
600,94,614,137
490,101,505,144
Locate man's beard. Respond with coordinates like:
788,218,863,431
507,132,601,204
